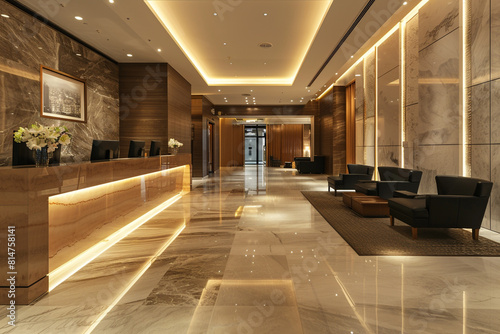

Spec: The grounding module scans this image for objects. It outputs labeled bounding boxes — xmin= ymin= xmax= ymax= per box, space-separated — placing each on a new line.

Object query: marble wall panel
xmin=365 ymin=52 xmax=376 ymax=119
xmin=406 ymin=14 xmax=419 ymax=106
xmin=0 ymin=1 xmax=119 ymax=166
xmin=365 ymin=147 xmax=375 ymax=167
xmin=470 ymin=0 xmax=491 ymax=86
xmin=418 ymin=0 xmax=459 ymax=50
xmin=471 ymin=82 xmax=491 ymax=145
xmin=404 ymin=104 xmax=420 ymax=169
xmin=365 ymin=116 xmax=375 ymax=148
xmin=378 ymin=29 xmax=400 ymax=78
xmin=378 ymin=67 xmax=400 ymax=146
xmin=492 ymin=0 xmax=500 ymax=80
xmin=471 ymin=144 xmax=491 ymax=228
xmin=377 ymin=146 xmax=400 ymax=167
xmin=490 ymin=145 xmax=500 ymax=231
xmin=419 ymin=29 xmax=460 ymax=145
xmin=414 ymin=144 xmax=460 ymax=194
xmin=491 ymin=79 xmax=500 ymax=143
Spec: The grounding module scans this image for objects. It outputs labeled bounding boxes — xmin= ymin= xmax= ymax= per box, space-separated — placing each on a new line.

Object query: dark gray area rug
xmin=302 ymin=191 xmax=500 ymax=256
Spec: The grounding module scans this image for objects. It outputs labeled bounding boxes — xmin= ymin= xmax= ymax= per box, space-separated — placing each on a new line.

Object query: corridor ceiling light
xmin=126 ymin=53 xmax=133 ymax=57
xmin=1 ymin=14 xmax=9 ymax=18
xmin=157 ymin=48 xmax=162 ymax=52
xmin=109 ymin=0 xmax=114 ymax=3
xmin=75 ymin=16 xmax=83 ymax=20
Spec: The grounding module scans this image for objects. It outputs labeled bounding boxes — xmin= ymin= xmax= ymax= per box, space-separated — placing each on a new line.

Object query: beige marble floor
xmin=2 ymin=167 xmax=500 ymax=333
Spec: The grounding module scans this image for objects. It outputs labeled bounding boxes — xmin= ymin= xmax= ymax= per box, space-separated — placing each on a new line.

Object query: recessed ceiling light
xmin=76 ymin=53 xmax=81 ymax=56
xmin=403 ymin=1 xmax=408 ymax=5
xmin=308 ymin=90 xmax=310 ymax=92
xmin=355 ymin=74 xmax=361 ymax=77
xmin=229 ymin=62 xmax=233 ymax=65
xmin=264 ymin=13 xmax=268 ymax=16
xmin=157 ymin=48 xmax=162 ymax=52
xmin=335 ymin=72 xmax=338 ymax=75
xmin=250 ymin=90 xmax=253 ymax=92
xmin=126 ymin=53 xmax=133 ymax=57
xmin=224 ymin=97 xmax=227 ymax=99
xmin=223 ymin=42 xmax=227 ymax=46
xmin=75 ymin=16 xmax=83 ymax=20
xmin=225 ymin=100 xmax=228 ymax=102
xmin=1 ymin=14 xmax=9 ymax=18
xmin=259 ymin=42 xmax=273 ymax=48
xmin=351 ymin=55 xmax=354 ymax=58
xmin=109 ymin=0 xmax=114 ymax=3
xmin=213 ymin=12 xmax=217 ymax=16
xmin=38 ymin=47 xmax=43 ymax=49
xmin=218 ymin=89 xmax=221 ymax=92
xmin=291 ymin=100 xmax=294 ymax=102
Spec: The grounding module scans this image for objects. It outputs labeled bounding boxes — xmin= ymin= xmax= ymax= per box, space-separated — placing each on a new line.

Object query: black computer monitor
xmin=90 ymin=140 xmax=120 ymax=161
xmin=150 ymin=140 xmax=161 ymax=156
xmin=12 ymin=137 xmax=61 ymax=166
xmin=128 ymin=140 xmax=145 ymax=158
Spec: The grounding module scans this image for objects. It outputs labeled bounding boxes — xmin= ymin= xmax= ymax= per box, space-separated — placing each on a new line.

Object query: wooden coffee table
xmin=342 ymin=192 xmax=368 ymax=208
xmin=351 ymin=196 xmax=389 ymax=217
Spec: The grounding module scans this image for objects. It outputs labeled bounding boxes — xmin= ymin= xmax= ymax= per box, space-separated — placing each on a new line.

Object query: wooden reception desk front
xmin=0 ymin=154 xmax=191 ymax=304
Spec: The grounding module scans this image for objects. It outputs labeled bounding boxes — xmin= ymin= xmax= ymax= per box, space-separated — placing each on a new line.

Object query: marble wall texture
xmin=0 ymin=1 xmax=119 ymax=166
xmin=469 ymin=0 xmax=500 ymax=231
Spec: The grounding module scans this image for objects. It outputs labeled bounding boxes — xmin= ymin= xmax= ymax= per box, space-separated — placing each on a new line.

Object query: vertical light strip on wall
xmin=400 ymin=22 xmax=405 ymax=168
xmin=462 ymin=0 xmax=471 ymax=177
xmin=375 ymin=46 xmax=379 ymax=173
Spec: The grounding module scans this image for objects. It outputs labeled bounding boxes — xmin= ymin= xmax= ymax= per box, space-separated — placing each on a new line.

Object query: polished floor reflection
xmin=2 ymin=167 xmax=500 ymax=333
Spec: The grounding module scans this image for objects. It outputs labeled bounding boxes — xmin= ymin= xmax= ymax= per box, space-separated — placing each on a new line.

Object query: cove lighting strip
xmin=462 ymin=0 xmax=470 ymax=177
xmin=84 ymin=222 xmax=186 ymax=334
xmin=48 ymin=165 xmax=187 ymax=291
xmin=49 ymin=193 xmax=183 ymax=291
xmin=400 ymin=22 xmax=405 ymax=168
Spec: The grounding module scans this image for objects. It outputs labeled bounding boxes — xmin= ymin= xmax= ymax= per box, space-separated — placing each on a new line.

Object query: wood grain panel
xmin=167 ymin=65 xmax=192 ymax=155
xmin=191 ymin=96 xmax=219 ymax=177
xmin=281 ymin=124 xmax=303 ymax=162
xmin=220 ymin=118 xmax=244 ymax=167
xmin=319 ymin=91 xmax=334 ymax=174
xmin=119 ymin=63 xmax=168 ymax=157
xmin=332 ymin=86 xmax=347 ymax=175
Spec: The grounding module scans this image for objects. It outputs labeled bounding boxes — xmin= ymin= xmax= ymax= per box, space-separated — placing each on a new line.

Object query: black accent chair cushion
xmin=388 ymin=175 xmax=493 ymax=239
xmin=296 ymin=156 xmax=325 ymax=174
xmin=327 ymin=164 xmax=374 ymax=195
xmin=354 ymin=166 xmax=423 ymax=199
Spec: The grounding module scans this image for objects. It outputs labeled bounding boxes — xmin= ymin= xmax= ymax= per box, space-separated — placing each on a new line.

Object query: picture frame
xmin=40 ymin=66 xmax=87 ymax=123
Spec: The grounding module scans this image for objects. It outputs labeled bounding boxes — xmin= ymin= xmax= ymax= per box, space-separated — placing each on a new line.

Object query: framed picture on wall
xmin=40 ymin=66 xmax=87 ymax=123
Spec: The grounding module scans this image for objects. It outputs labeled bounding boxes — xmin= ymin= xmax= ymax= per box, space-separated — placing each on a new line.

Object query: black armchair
xmin=269 ymin=155 xmax=281 ymax=167
xmin=296 ymin=156 xmax=325 ymax=174
xmin=388 ymin=176 xmax=493 ymax=240
xmin=354 ymin=166 xmax=423 ymax=199
xmin=327 ymin=164 xmax=374 ymax=195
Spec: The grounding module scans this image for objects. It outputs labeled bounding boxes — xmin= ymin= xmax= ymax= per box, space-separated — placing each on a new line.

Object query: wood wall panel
xmin=119 ymin=63 xmax=168 ymax=157
xmin=332 ymin=86 xmax=347 ymax=175
xmin=266 ymin=124 xmax=303 ymax=164
xmin=191 ymin=96 xmax=219 ymax=177
xmin=167 ymin=65 xmax=192 ymax=155
xmin=220 ymin=118 xmax=244 ymax=167
xmin=319 ymin=91 xmax=334 ymax=174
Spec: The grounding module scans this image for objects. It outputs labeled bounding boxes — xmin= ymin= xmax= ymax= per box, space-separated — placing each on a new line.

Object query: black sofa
xmin=388 ymin=176 xmax=492 ymax=240
xmin=354 ymin=166 xmax=423 ymax=199
xmin=327 ymin=164 xmax=374 ymax=195
xmin=296 ymin=156 xmax=325 ymax=174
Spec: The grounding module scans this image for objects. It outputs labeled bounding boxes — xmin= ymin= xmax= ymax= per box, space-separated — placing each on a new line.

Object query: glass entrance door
xmin=245 ymin=125 xmax=266 ymax=165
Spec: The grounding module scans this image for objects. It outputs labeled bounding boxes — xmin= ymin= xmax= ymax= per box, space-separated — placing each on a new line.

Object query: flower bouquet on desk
xmin=14 ymin=123 xmax=72 ymax=167
xmin=168 ymin=138 xmax=183 ymax=155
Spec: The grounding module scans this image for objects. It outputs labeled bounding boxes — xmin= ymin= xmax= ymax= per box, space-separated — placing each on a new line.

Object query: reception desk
xmin=0 ymin=154 xmax=191 ymax=304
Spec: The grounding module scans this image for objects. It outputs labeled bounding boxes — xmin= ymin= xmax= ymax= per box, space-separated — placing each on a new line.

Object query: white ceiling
xmin=14 ymin=0 xmax=412 ymax=106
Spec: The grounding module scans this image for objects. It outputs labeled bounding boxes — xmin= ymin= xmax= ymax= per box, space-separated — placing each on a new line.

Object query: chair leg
xmin=472 ymin=228 xmax=479 ymax=240
xmin=412 ymin=227 xmax=418 ymax=240
xmin=334 ymin=188 xmax=337 ymax=196
xmin=390 ymin=215 xmax=394 ymax=226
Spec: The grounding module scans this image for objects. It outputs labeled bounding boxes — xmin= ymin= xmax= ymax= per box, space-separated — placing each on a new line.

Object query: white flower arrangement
xmin=168 ymin=138 xmax=183 ymax=149
xmin=13 ymin=123 xmax=72 ymax=152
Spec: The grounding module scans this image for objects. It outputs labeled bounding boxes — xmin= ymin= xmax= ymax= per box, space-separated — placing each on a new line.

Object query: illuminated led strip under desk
xmin=0 ymin=154 xmax=191 ymax=304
